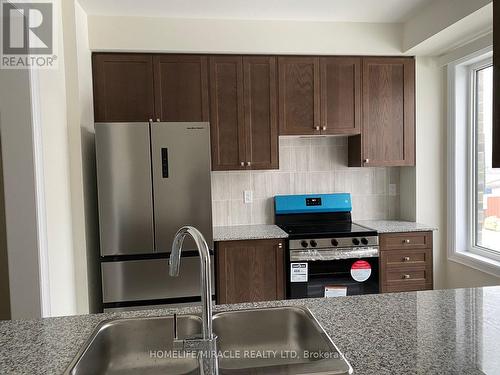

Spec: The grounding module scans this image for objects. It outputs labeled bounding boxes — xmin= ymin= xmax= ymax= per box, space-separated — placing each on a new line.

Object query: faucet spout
xmin=169 ymin=226 xmax=218 ymax=374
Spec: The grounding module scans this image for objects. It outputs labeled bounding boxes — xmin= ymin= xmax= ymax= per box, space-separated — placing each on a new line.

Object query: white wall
xmin=37 ymin=0 xmax=78 ymax=316
xmin=0 ymin=68 xmax=43 ymax=319
xmin=414 ymin=57 xmax=447 ymax=289
xmin=88 ymin=16 xmax=403 ymax=55
xmin=403 ymin=0 xmax=492 ymax=53
xmin=74 ymin=1 xmax=101 ymax=313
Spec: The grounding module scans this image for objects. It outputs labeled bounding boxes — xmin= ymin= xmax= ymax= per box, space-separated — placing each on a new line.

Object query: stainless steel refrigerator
xmin=95 ymin=122 xmax=214 ymax=311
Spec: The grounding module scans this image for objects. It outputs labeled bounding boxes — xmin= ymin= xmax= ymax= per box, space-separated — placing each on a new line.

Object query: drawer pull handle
xmin=402 ymin=274 xmax=411 ymax=279
xmin=403 ymin=256 xmax=411 ymax=262
xmin=403 ymin=239 xmax=411 ymax=244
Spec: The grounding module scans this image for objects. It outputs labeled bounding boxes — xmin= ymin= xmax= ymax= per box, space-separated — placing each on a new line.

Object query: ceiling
xmin=78 ymin=0 xmax=436 ymax=23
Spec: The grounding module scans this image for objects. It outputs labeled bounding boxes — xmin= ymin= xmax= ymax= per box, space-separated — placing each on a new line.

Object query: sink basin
xmin=66 ymin=307 xmax=352 ymax=375
xmin=66 ymin=315 xmax=203 ymax=375
xmin=214 ymin=307 xmax=352 ymax=374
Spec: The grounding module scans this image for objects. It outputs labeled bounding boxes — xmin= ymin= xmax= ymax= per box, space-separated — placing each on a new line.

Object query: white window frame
xmin=447 ymin=46 xmax=500 ymax=277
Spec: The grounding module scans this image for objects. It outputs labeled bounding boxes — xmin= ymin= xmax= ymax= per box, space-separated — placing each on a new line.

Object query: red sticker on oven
xmin=350 ymin=260 xmax=371 ymax=282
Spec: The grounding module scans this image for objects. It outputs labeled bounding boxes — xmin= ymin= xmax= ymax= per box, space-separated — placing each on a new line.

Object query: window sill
xmin=449 ymin=250 xmax=500 ymax=278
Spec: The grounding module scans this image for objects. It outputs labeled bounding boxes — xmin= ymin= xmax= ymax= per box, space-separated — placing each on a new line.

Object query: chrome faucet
xmin=169 ymin=226 xmax=218 ymax=375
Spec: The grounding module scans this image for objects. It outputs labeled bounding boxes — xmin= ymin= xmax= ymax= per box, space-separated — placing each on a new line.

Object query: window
xmin=471 ymin=62 xmax=500 ymax=259
xmin=448 ymin=48 xmax=500 ymax=276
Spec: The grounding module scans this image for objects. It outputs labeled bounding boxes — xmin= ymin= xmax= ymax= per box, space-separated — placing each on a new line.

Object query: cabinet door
xmin=243 ymin=56 xmax=279 ymax=169
xmin=93 ymin=54 xmax=155 ymax=122
xmin=209 ymin=56 xmax=246 ymax=171
xmin=320 ymin=57 xmax=361 ymax=135
xmin=153 ymin=55 xmax=209 ymax=122
xmin=278 ymin=57 xmax=320 ymax=135
xmin=360 ymin=57 xmax=415 ymax=166
xmin=216 ymin=239 xmax=285 ymax=304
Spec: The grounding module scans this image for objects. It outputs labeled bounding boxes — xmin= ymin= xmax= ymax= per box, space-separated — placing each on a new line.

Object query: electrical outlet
xmin=244 ymin=190 xmax=253 ymax=204
xmin=389 ymin=184 xmax=397 ymax=196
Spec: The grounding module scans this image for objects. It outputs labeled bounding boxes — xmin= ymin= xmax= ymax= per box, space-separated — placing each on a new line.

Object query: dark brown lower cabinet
xmin=216 ymin=239 xmax=285 ymax=304
xmin=379 ymin=232 xmax=433 ymax=293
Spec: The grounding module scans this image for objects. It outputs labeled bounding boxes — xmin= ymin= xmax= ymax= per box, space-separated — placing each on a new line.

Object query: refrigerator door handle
xmin=161 ymin=148 xmax=169 ymax=178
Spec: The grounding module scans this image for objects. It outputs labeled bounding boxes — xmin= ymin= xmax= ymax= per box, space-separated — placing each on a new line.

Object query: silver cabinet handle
xmin=363 ymin=159 xmax=370 ymax=164
xmin=322 ymin=126 xmax=327 ymax=131
xmin=148 ymin=118 xmax=153 ymax=122
xmin=402 ymin=274 xmax=411 ymax=279
xmin=403 ymin=256 xmax=410 ymax=262
xmin=315 ymin=126 xmax=320 ymax=131
xmin=403 ymin=239 xmax=411 ymax=244
xmin=240 ymin=162 xmax=245 ymax=167
xmin=246 ymin=161 xmax=251 ymax=167
xmin=278 ymin=243 xmax=283 ymax=249
xmin=156 ymin=118 xmax=160 ymax=122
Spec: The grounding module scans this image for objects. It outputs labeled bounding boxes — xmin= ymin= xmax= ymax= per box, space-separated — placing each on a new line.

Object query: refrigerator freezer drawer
xmin=101 ymin=257 xmax=215 ymax=303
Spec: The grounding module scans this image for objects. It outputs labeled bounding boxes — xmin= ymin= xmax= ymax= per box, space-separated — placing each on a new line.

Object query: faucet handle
xmin=173 ymin=334 xmax=218 ymax=352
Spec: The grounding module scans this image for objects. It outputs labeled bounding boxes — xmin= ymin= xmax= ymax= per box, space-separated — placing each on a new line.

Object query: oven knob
xmin=352 ymin=238 xmax=360 ymax=246
xmin=361 ymin=238 xmax=369 ymax=245
xmin=331 ymin=239 xmax=339 ymax=247
xmin=301 ymin=240 xmax=308 ymax=248
xmin=310 ymin=240 xmax=317 ymax=248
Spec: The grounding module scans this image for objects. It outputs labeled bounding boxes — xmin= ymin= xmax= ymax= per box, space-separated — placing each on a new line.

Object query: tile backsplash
xmin=211 ymin=137 xmax=400 ymax=226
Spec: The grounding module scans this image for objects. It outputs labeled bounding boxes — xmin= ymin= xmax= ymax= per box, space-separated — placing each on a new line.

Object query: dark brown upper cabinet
xmin=320 ymin=57 xmax=361 ymax=135
xmin=216 ymin=239 xmax=285 ymax=304
xmin=278 ymin=57 xmax=321 ymax=135
xmin=93 ymin=54 xmax=155 ymax=122
xmin=493 ymin=1 xmax=499 ymax=168
xmin=153 ymin=55 xmax=209 ymax=122
xmin=209 ymin=55 xmax=278 ymax=171
xmin=278 ymin=56 xmax=361 ymax=136
xmin=209 ymin=56 xmax=246 ymax=171
xmin=349 ymin=57 xmax=415 ymax=167
xmin=243 ymin=56 xmax=279 ymax=170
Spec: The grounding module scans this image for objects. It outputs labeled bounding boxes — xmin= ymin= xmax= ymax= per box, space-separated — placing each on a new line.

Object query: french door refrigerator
xmin=95 ymin=122 xmax=213 ymax=311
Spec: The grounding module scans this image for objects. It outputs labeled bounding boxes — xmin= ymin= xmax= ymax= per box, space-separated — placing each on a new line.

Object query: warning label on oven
xmin=350 ymin=260 xmax=372 ymax=282
xmin=290 ymin=263 xmax=308 ymax=282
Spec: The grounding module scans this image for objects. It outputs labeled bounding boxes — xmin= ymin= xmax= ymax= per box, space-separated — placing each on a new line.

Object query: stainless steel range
xmin=275 ymin=193 xmax=379 ymax=299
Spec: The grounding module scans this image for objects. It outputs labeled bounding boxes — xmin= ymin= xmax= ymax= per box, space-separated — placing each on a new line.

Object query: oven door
xmin=287 ymin=257 xmax=379 ymax=299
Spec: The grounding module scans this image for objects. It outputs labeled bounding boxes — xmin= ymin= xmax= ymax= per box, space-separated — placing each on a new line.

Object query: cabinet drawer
xmin=381 ymin=249 xmax=431 ymax=269
xmin=380 ymin=232 xmax=432 ymax=250
xmin=383 ymin=281 xmax=431 ymax=293
xmin=385 ymin=268 xmax=427 ymax=283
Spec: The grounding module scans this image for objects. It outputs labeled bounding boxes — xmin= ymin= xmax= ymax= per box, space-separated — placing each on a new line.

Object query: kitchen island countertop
xmin=1 ymin=286 xmax=500 ymax=375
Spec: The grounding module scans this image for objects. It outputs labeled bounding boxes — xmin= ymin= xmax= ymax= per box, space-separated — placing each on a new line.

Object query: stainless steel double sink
xmin=66 ymin=306 xmax=353 ymax=375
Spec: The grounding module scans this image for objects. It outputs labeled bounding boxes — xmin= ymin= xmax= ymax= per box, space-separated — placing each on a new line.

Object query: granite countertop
xmin=355 ymin=220 xmax=438 ymax=233
xmin=213 ymin=224 xmax=288 ymax=241
xmin=2 ymin=286 xmax=500 ymax=375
